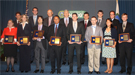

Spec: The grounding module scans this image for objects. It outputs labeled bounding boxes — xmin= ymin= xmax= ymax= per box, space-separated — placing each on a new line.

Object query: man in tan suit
xmin=85 ymin=16 xmax=103 ymax=74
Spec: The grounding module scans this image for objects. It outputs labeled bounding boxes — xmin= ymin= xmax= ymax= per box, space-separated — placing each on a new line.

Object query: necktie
xmin=34 ymin=17 xmax=36 ymax=25
xmin=73 ymin=22 xmax=77 ymax=32
xmin=49 ymin=18 xmax=51 ymax=26
xmin=55 ymin=25 xmax=58 ymax=36
xmin=123 ymin=24 xmax=126 ymax=32
xmin=65 ymin=19 xmax=68 ymax=27
xmin=98 ymin=19 xmax=101 ymax=26
xmin=85 ymin=21 xmax=87 ymax=29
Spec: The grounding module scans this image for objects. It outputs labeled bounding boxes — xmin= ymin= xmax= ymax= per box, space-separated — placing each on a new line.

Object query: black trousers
xmin=62 ymin=40 xmax=68 ymax=62
xmin=50 ymin=46 xmax=62 ymax=71
xmin=68 ymin=44 xmax=81 ymax=71
xmin=119 ymin=43 xmax=133 ymax=72
xmin=81 ymin=42 xmax=87 ymax=63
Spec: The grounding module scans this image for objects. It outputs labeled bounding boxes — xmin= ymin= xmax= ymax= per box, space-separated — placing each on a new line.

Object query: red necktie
xmin=55 ymin=25 xmax=58 ymax=36
xmin=85 ymin=21 xmax=87 ymax=29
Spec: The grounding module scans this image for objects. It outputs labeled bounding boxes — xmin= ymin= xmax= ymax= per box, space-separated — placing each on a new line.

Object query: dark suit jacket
xmin=47 ymin=24 xmax=66 ymax=46
xmin=33 ymin=25 xmax=48 ymax=49
xmin=29 ymin=15 xmax=38 ymax=29
xmin=43 ymin=17 xmax=54 ymax=27
xmin=118 ymin=22 xmax=134 ymax=42
xmin=67 ymin=22 xmax=85 ymax=42
xmin=102 ymin=27 xmax=118 ymax=41
xmin=13 ymin=20 xmax=20 ymax=27
xmin=111 ymin=18 xmax=120 ymax=27
xmin=17 ymin=23 xmax=32 ymax=42
xmin=80 ymin=20 xmax=91 ymax=32
xmin=97 ymin=18 xmax=106 ymax=28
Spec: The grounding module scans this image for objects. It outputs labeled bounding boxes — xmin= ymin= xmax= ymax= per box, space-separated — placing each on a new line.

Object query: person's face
xmin=122 ymin=15 xmax=128 ymax=22
xmin=38 ymin=17 xmax=43 ymax=24
xmin=8 ymin=20 xmax=13 ymax=27
xmin=110 ymin=12 xmax=115 ymax=19
xmin=15 ymin=14 xmax=21 ymax=20
xmin=106 ymin=20 xmax=112 ymax=27
xmin=84 ymin=14 xmax=89 ymax=20
xmin=47 ymin=10 xmax=53 ymax=17
xmin=64 ymin=11 xmax=69 ymax=18
xmin=32 ymin=8 xmax=38 ymax=15
xmin=54 ymin=17 xmax=60 ymax=24
xmin=98 ymin=12 xmax=103 ymax=18
xmin=91 ymin=18 xmax=97 ymax=25
xmin=72 ymin=14 xmax=78 ymax=21
xmin=22 ymin=15 xmax=27 ymax=22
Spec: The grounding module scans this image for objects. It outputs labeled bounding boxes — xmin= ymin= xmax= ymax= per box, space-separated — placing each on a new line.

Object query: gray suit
xmin=85 ymin=25 xmax=103 ymax=71
xmin=97 ymin=18 xmax=106 ymax=28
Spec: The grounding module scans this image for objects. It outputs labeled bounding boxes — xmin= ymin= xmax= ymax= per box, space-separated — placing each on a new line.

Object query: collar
xmin=91 ymin=25 xmax=96 ymax=28
xmin=55 ymin=23 xmax=59 ymax=27
xmin=21 ymin=22 xmax=28 ymax=25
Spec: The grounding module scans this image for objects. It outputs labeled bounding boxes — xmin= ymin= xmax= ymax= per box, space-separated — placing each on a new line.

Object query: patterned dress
xmin=102 ymin=30 xmax=116 ymax=58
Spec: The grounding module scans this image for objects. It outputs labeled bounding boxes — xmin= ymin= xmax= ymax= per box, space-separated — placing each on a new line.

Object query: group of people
xmin=1 ymin=7 xmax=134 ymax=75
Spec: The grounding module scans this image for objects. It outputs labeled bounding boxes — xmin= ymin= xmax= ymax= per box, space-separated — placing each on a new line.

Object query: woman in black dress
xmin=17 ymin=14 xmax=31 ymax=73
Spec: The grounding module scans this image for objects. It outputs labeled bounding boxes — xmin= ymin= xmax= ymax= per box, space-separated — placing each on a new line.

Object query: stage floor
xmin=1 ymin=53 xmax=135 ymax=75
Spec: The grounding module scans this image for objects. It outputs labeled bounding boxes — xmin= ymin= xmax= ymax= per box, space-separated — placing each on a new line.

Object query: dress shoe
xmin=95 ymin=71 xmax=101 ymax=74
xmin=34 ymin=69 xmax=39 ymax=73
xmin=88 ymin=71 xmax=93 ymax=74
xmin=50 ymin=70 xmax=55 ymax=74
xmin=21 ymin=71 xmax=24 ymax=73
xmin=30 ymin=61 xmax=33 ymax=63
xmin=40 ymin=70 xmax=44 ymax=73
xmin=68 ymin=70 xmax=73 ymax=74
xmin=5 ymin=67 xmax=9 ymax=72
xmin=14 ymin=61 xmax=17 ymax=64
xmin=57 ymin=71 xmax=61 ymax=74
xmin=77 ymin=71 xmax=81 ymax=74
xmin=126 ymin=72 xmax=131 ymax=75
xmin=62 ymin=62 xmax=66 ymax=65
xmin=102 ymin=61 xmax=106 ymax=64
xmin=25 ymin=71 xmax=28 ymax=73
xmin=45 ymin=61 xmax=49 ymax=63
xmin=11 ymin=67 xmax=15 ymax=72
xmin=119 ymin=70 xmax=126 ymax=73
xmin=81 ymin=62 xmax=84 ymax=64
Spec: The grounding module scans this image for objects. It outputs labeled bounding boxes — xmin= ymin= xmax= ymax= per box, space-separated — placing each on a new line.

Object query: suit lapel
xmin=124 ymin=22 xmax=129 ymax=32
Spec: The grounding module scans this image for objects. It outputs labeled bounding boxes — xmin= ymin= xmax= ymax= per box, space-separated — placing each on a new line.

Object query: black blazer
xmin=80 ymin=20 xmax=91 ymax=32
xmin=60 ymin=18 xmax=72 ymax=26
xmin=29 ymin=15 xmax=38 ymax=29
xmin=102 ymin=27 xmax=117 ymax=41
xmin=47 ymin=24 xmax=66 ymax=46
xmin=43 ymin=17 xmax=54 ymax=27
xmin=118 ymin=22 xmax=134 ymax=41
xmin=33 ymin=25 xmax=48 ymax=49
xmin=17 ymin=23 xmax=32 ymax=42
xmin=13 ymin=20 xmax=20 ymax=27
xmin=111 ymin=18 xmax=120 ymax=27
xmin=67 ymin=22 xmax=85 ymax=41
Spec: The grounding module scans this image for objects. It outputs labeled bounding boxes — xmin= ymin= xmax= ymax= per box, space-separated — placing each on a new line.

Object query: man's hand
xmin=49 ymin=41 xmax=52 ymax=46
xmin=76 ymin=41 xmax=82 ymax=44
xmin=27 ymin=42 xmax=31 ymax=46
xmin=127 ymin=39 xmax=133 ymax=43
xmin=68 ymin=40 xmax=74 ymax=44
xmin=17 ymin=42 xmax=20 ymax=46
xmin=33 ymin=37 xmax=38 ymax=40
xmin=118 ymin=40 xmax=122 ymax=43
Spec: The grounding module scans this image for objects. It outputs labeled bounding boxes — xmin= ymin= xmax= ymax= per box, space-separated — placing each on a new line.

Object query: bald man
xmin=43 ymin=9 xmax=54 ymax=63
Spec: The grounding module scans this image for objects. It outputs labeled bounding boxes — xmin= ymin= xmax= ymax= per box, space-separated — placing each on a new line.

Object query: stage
xmin=1 ymin=53 xmax=135 ymax=75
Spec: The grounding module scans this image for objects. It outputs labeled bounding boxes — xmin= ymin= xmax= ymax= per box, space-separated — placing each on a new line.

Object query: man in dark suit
xmin=33 ymin=16 xmax=48 ymax=73
xmin=28 ymin=7 xmax=39 ymax=63
xmin=118 ymin=13 xmax=134 ymax=75
xmin=43 ymin=9 xmax=54 ymax=63
xmin=14 ymin=12 xmax=21 ymax=27
xmin=13 ymin=12 xmax=21 ymax=63
xmin=67 ymin=13 xmax=85 ymax=74
xmin=97 ymin=10 xmax=106 ymax=64
xmin=48 ymin=15 xmax=66 ymax=74
xmin=80 ymin=12 xmax=91 ymax=64
xmin=109 ymin=10 xmax=120 ymax=65
xmin=60 ymin=9 xmax=72 ymax=65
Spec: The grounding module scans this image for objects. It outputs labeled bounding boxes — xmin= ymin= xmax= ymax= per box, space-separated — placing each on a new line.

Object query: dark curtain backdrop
xmin=119 ymin=0 xmax=135 ymax=26
xmin=1 ymin=0 xmax=26 ymax=30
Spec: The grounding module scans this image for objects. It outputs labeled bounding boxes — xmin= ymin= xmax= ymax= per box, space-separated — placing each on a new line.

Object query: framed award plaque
xmin=33 ymin=30 xmax=44 ymax=38
xmin=104 ymin=39 xmax=115 ymax=47
xmin=4 ymin=35 xmax=14 ymax=43
xmin=50 ymin=36 xmax=61 ymax=46
xmin=119 ymin=33 xmax=130 ymax=42
xmin=91 ymin=36 xmax=102 ymax=44
xmin=18 ymin=36 xmax=29 ymax=45
xmin=70 ymin=34 xmax=81 ymax=42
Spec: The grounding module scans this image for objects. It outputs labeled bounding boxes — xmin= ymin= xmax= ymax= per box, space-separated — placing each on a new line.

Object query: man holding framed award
xmin=32 ymin=16 xmax=48 ymax=73
xmin=67 ymin=13 xmax=85 ymax=74
xmin=85 ymin=16 xmax=103 ymax=74
xmin=48 ymin=15 xmax=66 ymax=74
xmin=118 ymin=13 xmax=134 ymax=75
